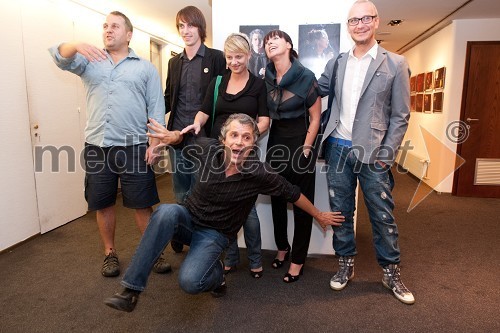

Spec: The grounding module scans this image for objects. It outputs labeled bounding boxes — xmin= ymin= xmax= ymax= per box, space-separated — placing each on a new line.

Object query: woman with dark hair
xmin=263 ymin=30 xmax=321 ymax=283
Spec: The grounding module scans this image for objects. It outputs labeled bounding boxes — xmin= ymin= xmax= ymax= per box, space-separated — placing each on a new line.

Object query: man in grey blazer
xmin=318 ymin=0 xmax=414 ymax=304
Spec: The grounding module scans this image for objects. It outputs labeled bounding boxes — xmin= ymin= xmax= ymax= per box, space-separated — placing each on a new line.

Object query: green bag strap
xmin=211 ymin=75 xmax=222 ymax=130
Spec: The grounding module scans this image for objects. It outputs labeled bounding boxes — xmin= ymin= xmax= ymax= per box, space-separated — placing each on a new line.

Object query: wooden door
xmin=454 ymin=42 xmax=500 ymax=197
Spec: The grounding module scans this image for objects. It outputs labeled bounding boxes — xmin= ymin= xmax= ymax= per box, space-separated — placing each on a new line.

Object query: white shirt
xmin=333 ymin=43 xmax=378 ymax=140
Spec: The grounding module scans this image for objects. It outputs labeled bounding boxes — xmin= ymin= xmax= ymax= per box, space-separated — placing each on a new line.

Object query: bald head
xmin=347 ymin=0 xmax=380 ymax=49
xmin=349 ymin=0 xmax=378 ymax=19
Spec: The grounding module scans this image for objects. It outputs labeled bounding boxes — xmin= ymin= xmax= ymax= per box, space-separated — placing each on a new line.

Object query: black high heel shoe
xmin=283 ymin=266 xmax=304 ymax=283
xmin=271 ymin=248 xmax=290 ymax=269
xmin=224 ymin=266 xmax=237 ymax=275
xmin=249 ymin=269 xmax=263 ymax=279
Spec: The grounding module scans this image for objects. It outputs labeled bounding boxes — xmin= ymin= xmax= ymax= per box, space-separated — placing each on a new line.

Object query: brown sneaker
xmin=152 ymin=253 xmax=172 ymax=274
xmin=101 ymin=252 xmax=120 ymax=277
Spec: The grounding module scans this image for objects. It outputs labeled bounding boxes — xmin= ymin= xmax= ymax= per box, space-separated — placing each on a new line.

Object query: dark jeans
xmin=168 ymin=147 xmax=197 ymax=204
xmin=224 ymin=205 xmax=262 ymax=269
xmin=121 ymin=204 xmax=228 ymax=294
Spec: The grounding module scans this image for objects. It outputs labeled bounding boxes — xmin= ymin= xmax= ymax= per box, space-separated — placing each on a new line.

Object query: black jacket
xmin=164 ymin=46 xmax=226 ymax=130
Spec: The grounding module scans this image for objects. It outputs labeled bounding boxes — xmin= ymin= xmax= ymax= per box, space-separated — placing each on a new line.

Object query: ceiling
xmin=372 ymin=0 xmax=500 ymax=53
xmin=94 ymin=0 xmax=500 ymax=54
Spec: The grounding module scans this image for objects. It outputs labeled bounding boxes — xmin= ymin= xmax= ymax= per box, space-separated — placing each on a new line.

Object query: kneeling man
xmin=104 ymin=114 xmax=344 ymax=312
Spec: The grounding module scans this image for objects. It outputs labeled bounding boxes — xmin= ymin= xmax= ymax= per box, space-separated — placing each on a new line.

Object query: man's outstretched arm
xmin=147 ymin=118 xmax=183 ymax=147
xmin=293 ymin=194 xmax=344 ymax=230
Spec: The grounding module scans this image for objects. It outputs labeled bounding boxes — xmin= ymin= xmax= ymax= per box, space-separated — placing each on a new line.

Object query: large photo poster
xmin=298 ymin=24 xmax=341 ymax=78
xmin=240 ymin=25 xmax=279 ymax=79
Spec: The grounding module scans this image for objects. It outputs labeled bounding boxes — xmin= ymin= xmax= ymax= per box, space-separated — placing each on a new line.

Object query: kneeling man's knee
xmin=178 ymin=271 xmax=202 ymax=295
xmin=150 ymin=204 xmax=183 ymax=227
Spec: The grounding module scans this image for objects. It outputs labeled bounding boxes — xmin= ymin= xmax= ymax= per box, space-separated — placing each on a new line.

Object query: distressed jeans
xmin=224 ymin=205 xmax=262 ymax=270
xmin=325 ymin=141 xmax=400 ymax=266
xmin=121 ymin=204 xmax=228 ymax=294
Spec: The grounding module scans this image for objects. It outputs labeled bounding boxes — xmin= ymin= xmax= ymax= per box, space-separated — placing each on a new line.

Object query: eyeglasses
xmin=347 ymin=15 xmax=377 ymax=26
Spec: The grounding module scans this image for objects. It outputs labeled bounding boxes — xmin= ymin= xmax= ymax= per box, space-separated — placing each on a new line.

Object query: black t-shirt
xmin=184 ymin=138 xmax=301 ymax=239
xmin=200 ymin=71 xmax=269 ymax=138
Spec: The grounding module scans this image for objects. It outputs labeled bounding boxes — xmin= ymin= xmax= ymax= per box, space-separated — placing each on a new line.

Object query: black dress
xmin=264 ymin=59 xmax=321 ymax=264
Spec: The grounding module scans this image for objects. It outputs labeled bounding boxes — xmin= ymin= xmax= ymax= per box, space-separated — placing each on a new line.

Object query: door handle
xmin=466 ymin=118 xmax=479 ymax=122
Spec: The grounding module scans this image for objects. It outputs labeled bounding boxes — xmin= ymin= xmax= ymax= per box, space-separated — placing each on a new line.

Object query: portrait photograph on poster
xmin=298 ymin=23 xmax=341 ymax=78
xmin=425 ymin=72 xmax=433 ymax=91
xmin=433 ymin=91 xmax=443 ymax=112
xmin=410 ymin=76 xmax=416 ymax=93
xmin=240 ymin=25 xmax=279 ymax=79
xmin=434 ymin=67 xmax=446 ymax=89
xmin=416 ymin=73 xmax=425 ymax=92
xmin=416 ymin=93 xmax=424 ymax=112
xmin=424 ymin=93 xmax=432 ymax=112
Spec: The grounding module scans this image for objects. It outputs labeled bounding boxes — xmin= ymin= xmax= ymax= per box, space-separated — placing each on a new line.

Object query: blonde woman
xmin=182 ymin=33 xmax=269 ymax=278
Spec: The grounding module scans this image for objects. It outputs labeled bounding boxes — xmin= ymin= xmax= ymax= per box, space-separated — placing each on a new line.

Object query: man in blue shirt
xmin=49 ymin=11 xmax=171 ymax=277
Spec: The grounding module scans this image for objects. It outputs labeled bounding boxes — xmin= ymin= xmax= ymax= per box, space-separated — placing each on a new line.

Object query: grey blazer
xmin=318 ymin=46 xmax=411 ymax=164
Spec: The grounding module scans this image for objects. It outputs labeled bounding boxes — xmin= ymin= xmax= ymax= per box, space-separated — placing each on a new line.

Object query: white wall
xmin=213 ymin=0 xmax=355 ymax=254
xmin=0 ymin=0 xmax=183 ymax=251
xmin=403 ymin=18 xmax=500 ymax=192
xmin=0 ymin=1 xmax=40 ymax=249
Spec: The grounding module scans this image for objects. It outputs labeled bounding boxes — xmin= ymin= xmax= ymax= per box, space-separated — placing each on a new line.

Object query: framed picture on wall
xmin=416 ymin=93 xmax=424 ymax=112
xmin=424 ymin=93 xmax=432 ymax=112
xmin=239 ymin=25 xmax=279 ymax=79
xmin=410 ymin=76 xmax=416 ymax=93
xmin=424 ymin=72 xmax=433 ymax=91
xmin=298 ymin=23 xmax=341 ymax=78
xmin=434 ymin=67 xmax=446 ymax=89
xmin=410 ymin=95 xmax=416 ymax=112
xmin=416 ymin=73 xmax=425 ymax=92
xmin=433 ymin=91 xmax=443 ymax=112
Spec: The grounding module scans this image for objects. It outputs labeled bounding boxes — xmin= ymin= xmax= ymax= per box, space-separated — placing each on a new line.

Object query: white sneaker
xmin=382 ymin=264 xmax=415 ymax=305
xmin=329 ymin=256 xmax=354 ymax=291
